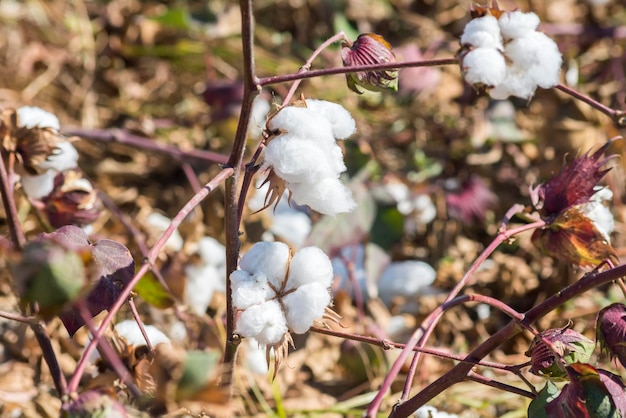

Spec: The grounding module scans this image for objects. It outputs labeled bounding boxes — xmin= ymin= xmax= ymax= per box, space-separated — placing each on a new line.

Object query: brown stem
xmin=555 ymin=83 xmax=626 ymax=126
xmin=466 ymin=371 xmax=535 ymax=399
xmin=0 ymin=150 xmax=25 ymax=248
xmin=31 ymin=321 xmax=67 ymax=396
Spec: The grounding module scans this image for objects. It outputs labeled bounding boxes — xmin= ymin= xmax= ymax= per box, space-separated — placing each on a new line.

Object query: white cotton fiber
xmin=283 ymin=282 xmax=331 ymax=334
xmin=236 ymin=300 xmax=287 ymax=345
xmin=38 ymin=141 xmax=79 ymax=172
xmin=230 ymin=270 xmax=275 ymax=310
xmin=17 ymin=106 xmax=61 ymax=130
xmin=498 ymin=11 xmax=540 ymax=40
xmin=114 ymin=319 xmax=171 ymax=348
xmin=462 ymin=47 xmax=506 ymax=87
xmin=286 ymin=246 xmax=334 ymax=290
xmin=288 ymin=178 xmax=356 ymax=216
xmin=239 ymin=241 xmax=290 ymax=289
xmin=196 ymin=236 xmax=226 ymax=268
xmin=21 ymin=170 xmax=56 ymax=199
xmin=304 ymin=99 xmax=357 ymax=140
xmin=267 ymin=106 xmax=335 ymax=144
xmin=184 ymin=263 xmax=219 ymax=315
xmin=460 ymin=15 xmax=503 ymax=49
xmin=377 ymin=261 xmax=436 ymax=306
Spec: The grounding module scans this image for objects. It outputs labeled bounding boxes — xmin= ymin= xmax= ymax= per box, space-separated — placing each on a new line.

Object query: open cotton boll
xmin=21 ymin=170 xmax=56 ymax=199
xmin=17 ymin=106 xmax=61 ymax=130
xmin=196 ymin=236 xmax=226 ymax=268
xmin=264 ymin=135 xmax=344 ymax=183
xmin=245 ymin=338 xmax=269 ymax=375
xmin=460 ymin=15 xmax=502 ymax=48
xmin=230 ymin=269 xmax=276 ymax=310
xmin=498 ymin=11 xmax=540 ymax=40
xmin=145 ymin=212 xmax=184 ymax=253
xmin=378 ymin=260 xmax=436 ymax=306
xmin=114 ymin=320 xmax=171 ymax=347
xmin=462 ymin=47 xmax=506 ymax=87
xmin=236 ymin=300 xmax=287 ymax=345
xmin=489 ymin=66 xmax=537 ymax=100
xmin=37 ymin=141 xmax=79 ymax=172
xmin=267 ymin=106 xmax=335 ymax=145
xmin=286 ymin=246 xmax=334 ymax=290
xmin=288 ymin=177 xmax=356 ymax=216
xmin=507 ymin=32 xmax=562 ymax=89
xmin=283 ymin=282 xmax=331 ymax=334
xmin=269 ymin=206 xmax=312 ymax=249
xmin=239 ymin=241 xmax=290 ymax=289
xmin=304 ymin=99 xmax=357 ymax=140
xmin=184 ymin=263 xmax=221 ymax=315
xmin=581 ymin=201 xmax=614 ymax=243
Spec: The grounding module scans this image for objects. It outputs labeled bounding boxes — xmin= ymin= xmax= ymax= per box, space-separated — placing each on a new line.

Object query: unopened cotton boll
xmin=286 ymin=246 xmax=334 ymax=290
xmin=283 ymin=282 xmax=331 ymax=333
xmin=462 ymin=47 xmax=506 ymax=87
xmin=17 ymin=106 xmax=61 ymax=130
xmin=288 ymin=177 xmax=356 ymax=216
xmin=378 ymin=260 xmax=436 ymax=306
xmin=304 ymin=99 xmax=357 ymax=140
xmin=498 ymin=11 xmax=540 ymax=40
xmin=239 ymin=241 xmax=290 ymax=289
xmin=236 ymin=300 xmax=287 ymax=345
xmin=230 ymin=269 xmax=276 ymax=309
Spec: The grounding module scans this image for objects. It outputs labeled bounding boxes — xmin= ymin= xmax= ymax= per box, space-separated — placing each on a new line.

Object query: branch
xmin=555 ymin=83 xmax=626 ymax=126
xmin=0 ymin=149 xmax=25 ymax=248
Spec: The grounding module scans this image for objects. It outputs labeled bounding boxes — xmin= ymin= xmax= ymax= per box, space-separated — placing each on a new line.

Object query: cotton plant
xmin=230 ymin=241 xmax=336 ymax=372
xmin=260 ymin=98 xmax=357 ymax=216
xmin=184 ymin=236 xmax=227 ymax=315
xmin=458 ymin=6 xmax=562 ymax=100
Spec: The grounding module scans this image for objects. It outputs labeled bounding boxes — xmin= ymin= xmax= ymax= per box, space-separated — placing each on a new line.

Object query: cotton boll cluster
xmin=262 ymin=99 xmax=357 ymax=216
xmin=231 ymin=242 xmax=333 ymax=347
xmin=184 ymin=236 xmax=227 ymax=315
xmin=459 ymin=10 xmax=562 ymax=100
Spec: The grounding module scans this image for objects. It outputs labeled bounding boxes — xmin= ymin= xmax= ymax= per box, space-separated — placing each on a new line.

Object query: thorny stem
xmin=281 ymin=31 xmax=349 ymax=106
xmin=555 ymin=83 xmax=626 ymax=126
xmin=0 ymin=149 xmax=25 ymax=248
xmin=366 ymin=218 xmax=545 ymax=417
xmin=222 ymin=0 xmax=259 ymax=388
xmin=67 ymin=168 xmax=233 ymax=395
xmin=258 ymin=57 xmax=459 ymax=86
xmin=390 ymin=262 xmax=626 ymax=418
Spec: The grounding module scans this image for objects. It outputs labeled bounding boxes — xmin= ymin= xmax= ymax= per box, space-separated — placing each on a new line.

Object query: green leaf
xmin=135 ymin=271 xmax=175 ymax=309
xmin=528 ymin=381 xmax=560 ymax=418
xmin=370 ymin=205 xmax=404 ymax=250
xmin=148 ymin=8 xmax=190 ymax=30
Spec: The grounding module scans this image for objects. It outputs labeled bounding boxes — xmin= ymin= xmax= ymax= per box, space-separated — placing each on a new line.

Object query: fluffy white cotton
xmin=114 ymin=319 xmax=171 ymax=347
xmin=38 ymin=141 xmax=79 ymax=172
xmin=263 ymin=100 xmax=357 ymax=216
xmin=378 ymin=261 xmax=437 ymax=306
xmin=264 ymin=134 xmax=344 ymax=183
xmin=498 ymin=11 xmax=540 ymax=39
xmin=231 ymin=269 xmax=276 ymax=310
xmin=415 ymin=405 xmax=459 ymax=418
xmin=462 ymin=48 xmax=506 ymax=87
xmin=286 ymin=246 xmax=334 ymax=290
xmin=460 ymin=15 xmax=503 ymax=49
xmin=267 ymin=106 xmax=335 ymax=144
xmin=459 ymin=10 xmax=562 ymax=100
xmin=145 ymin=212 xmax=184 ymax=253
xmin=196 ymin=236 xmax=226 ymax=267
xmin=236 ymin=300 xmax=287 ymax=345
xmin=184 ymin=263 xmax=220 ymax=315
xmin=304 ymin=99 xmax=357 ymax=140
xmin=20 ymin=170 xmax=56 ymax=199
xmin=283 ymin=282 xmax=331 ymax=333
xmin=17 ymin=106 xmax=61 ymax=130
xmin=239 ymin=241 xmax=290 ymax=289
xmin=289 ymin=177 xmax=356 ymax=216
xmin=581 ymin=187 xmax=615 ymax=242
xmin=245 ymin=338 xmax=270 ymax=375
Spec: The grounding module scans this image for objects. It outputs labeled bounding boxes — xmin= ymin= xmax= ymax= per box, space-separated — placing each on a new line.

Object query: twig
xmin=466 ymin=371 xmax=535 ymax=399
xmin=0 ymin=310 xmax=36 ymax=324
xmin=555 ymin=83 xmax=626 ymax=126
xmin=67 ymin=167 xmax=233 ymax=395
xmin=0 ymin=149 xmax=25 ymax=248
xmin=31 ymin=321 xmax=67 ymax=396
xmin=128 ymin=298 xmax=153 ymax=352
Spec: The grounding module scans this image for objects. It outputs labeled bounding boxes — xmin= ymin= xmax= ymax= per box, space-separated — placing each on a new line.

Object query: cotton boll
xmin=239 ymin=241 xmax=290 ymax=289
xmin=21 ymin=170 xmax=56 ymax=199
xmin=264 ymin=134 xmax=344 ymax=183
xmin=196 ymin=236 xmax=226 ymax=268
xmin=460 ymin=15 xmax=502 ymax=49
xmin=245 ymin=338 xmax=269 ymax=375
xmin=283 ymin=282 xmax=331 ymax=333
xmin=17 ymin=106 xmax=61 ymax=130
xmin=144 ymin=212 xmax=184 ymax=253
xmin=462 ymin=47 xmax=506 ymax=87
xmin=270 ymin=209 xmax=312 ymax=249
xmin=114 ymin=320 xmax=171 ymax=348
xmin=236 ymin=300 xmax=287 ymax=345
xmin=581 ymin=201 xmax=614 ymax=242
xmin=304 ymin=99 xmax=356 ymax=140
xmin=415 ymin=405 xmax=458 ymax=418
xmin=489 ymin=67 xmax=536 ymax=100
xmin=378 ymin=261 xmax=436 ymax=306
xmin=498 ymin=11 xmax=540 ymax=39
xmin=37 ymin=141 xmax=79 ymax=172
xmin=288 ymin=178 xmax=356 ymax=216
xmin=184 ymin=263 xmax=220 ymax=315
xmin=268 ymin=106 xmax=335 ymax=145
xmin=230 ymin=269 xmax=275 ymax=309
xmin=286 ymin=246 xmax=333 ymax=290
